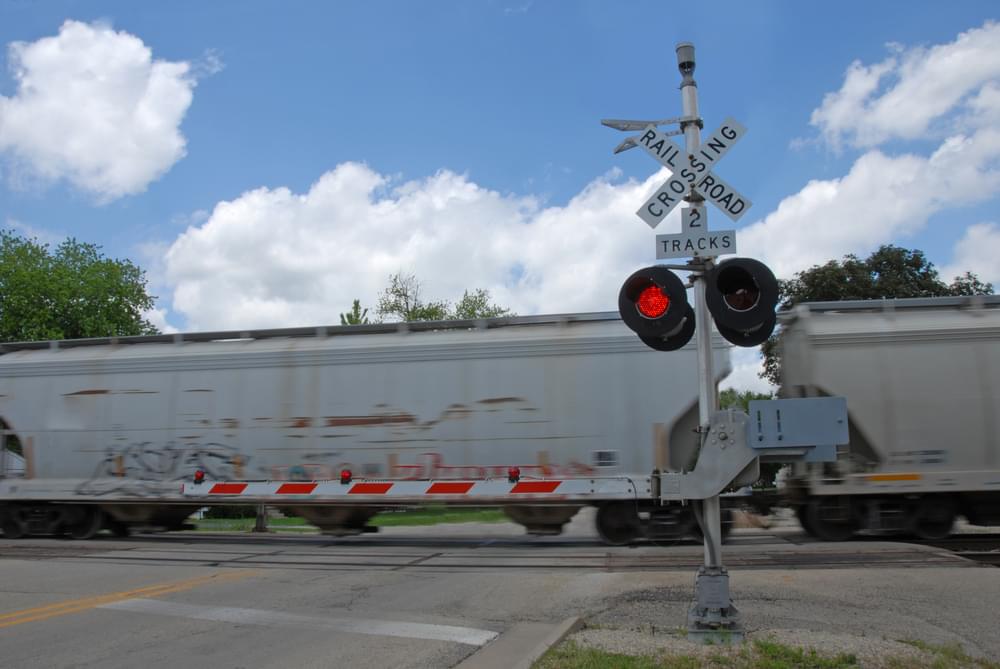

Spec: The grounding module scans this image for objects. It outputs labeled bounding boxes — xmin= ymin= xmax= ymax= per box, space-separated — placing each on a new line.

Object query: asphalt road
xmin=1 ymin=517 xmax=997 ymax=668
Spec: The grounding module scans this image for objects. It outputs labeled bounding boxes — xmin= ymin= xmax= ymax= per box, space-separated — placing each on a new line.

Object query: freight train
xmin=0 ymin=313 xmax=729 ymax=543
xmin=776 ymin=295 xmax=1000 ymax=540
xmin=2 ymin=296 xmax=997 ymax=543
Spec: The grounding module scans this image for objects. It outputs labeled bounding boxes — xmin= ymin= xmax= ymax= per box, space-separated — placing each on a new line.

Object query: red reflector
xmin=349 ymin=482 xmax=393 ymax=495
xmin=209 ymin=483 xmax=247 ymax=495
xmin=276 ymin=482 xmax=317 ymax=495
xmin=511 ymin=481 xmax=561 ymax=494
xmin=426 ymin=482 xmax=474 ymax=495
xmin=636 ymin=284 xmax=670 ymax=318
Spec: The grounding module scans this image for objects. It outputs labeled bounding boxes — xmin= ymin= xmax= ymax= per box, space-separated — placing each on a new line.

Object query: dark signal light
xmin=705 ymin=258 xmax=779 ymax=347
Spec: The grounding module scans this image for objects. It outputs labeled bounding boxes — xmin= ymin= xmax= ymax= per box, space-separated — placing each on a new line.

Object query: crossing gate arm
xmin=181 ymin=477 xmax=649 ymax=504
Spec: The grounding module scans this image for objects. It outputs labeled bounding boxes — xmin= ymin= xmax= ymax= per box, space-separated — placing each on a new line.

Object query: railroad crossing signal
xmin=618 ymin=259 xmax=777 ymax=349
xmin=604 ymin=109 xmax=778 ymax=349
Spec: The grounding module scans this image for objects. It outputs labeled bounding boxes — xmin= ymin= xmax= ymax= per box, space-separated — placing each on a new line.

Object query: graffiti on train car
xmin=76 ymin=441 xmax=250 ymax=495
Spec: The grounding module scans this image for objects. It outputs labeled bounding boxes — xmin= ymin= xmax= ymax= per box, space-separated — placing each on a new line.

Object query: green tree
xmin=761 ymin=245 xmax=993 ymax=385
xmin=375 ymin=272 xmax=514 ymax=322
xmin=376 ymin=272 xmax=450 ymax=322
xmin=719 ymin=388 xmax=772 ymax=412
xmin=451 ymin=288 xmax=513 ymax=320
xmin=0 ymin=231 xmax=158 ymax=342
xmin=339 ymin=299 xmax=370 ymax=325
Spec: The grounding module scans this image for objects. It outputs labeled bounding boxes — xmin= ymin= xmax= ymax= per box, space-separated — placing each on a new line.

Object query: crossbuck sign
xmin=636 ymin=117 xmax=750 ymax=228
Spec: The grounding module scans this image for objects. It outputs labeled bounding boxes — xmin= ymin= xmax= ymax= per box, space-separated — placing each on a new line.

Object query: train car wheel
xmin=1 ymin=508 xmax=27 ymax=539
xmin=66 ymin=507 xmax=104 ymax=540
xmin=911 ymin=496 xmax=956 ymax=540
xmin=795 ymin=505 xmax=818 ymax=538
xmin=805 ymin=497 xmax=856 ymax=542
xmin=108 ymin=520 xmax=131 ymax=537
xmin=595 ymin=502 xmax=641 ymax=546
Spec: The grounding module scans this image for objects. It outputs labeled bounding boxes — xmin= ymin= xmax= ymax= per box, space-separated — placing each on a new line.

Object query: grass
xmin=534 ymin=639 xmax=860 ymax=669
xmin=535 ymin=636 xmax=1000 ymax=669
xmin=370 ymin=506 xmax=507 ymax=527
xmin=193 ymin=516 xmax=318 ymax=532
xmin=193 ymin=505 xmax=507 ymax=532
xmin=888 ymin=640 xmax=1000 ymax=669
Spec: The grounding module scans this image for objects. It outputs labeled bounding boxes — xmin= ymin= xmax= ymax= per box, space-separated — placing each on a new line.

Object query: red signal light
xmin=636 ymin=284 xmax=670 ymax=318
xmin=193 ymin=470 xmax=205 ymax=485
xmin=508 ymin=466 xmax=521 ymax=483
xmin=618 ymin=266 xmax=691 ymax=349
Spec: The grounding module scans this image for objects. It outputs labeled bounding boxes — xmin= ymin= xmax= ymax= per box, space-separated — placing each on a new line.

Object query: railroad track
xmin=911 ymin=533 xmax=1000 ymax=567
xmin=1 ymin=531 xmax=995 ymax=571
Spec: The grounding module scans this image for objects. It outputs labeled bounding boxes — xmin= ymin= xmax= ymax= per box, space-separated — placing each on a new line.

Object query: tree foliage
xmin=372 ymin=272 xmax=513 ymax=323
xmin=0 ymin=231 xmax=158 ymax=343
xmin=719 ymin=388 xmax=772 ymax=412
xmin=761 ymin=245 xmax=993 ymax=386
xmin=451 ymin=288 xmax=513 ymax=320
xmin=376 ymin=272 xmax=450 ymax=322
xmin=339 ymin=299 xmax=370 ymax=325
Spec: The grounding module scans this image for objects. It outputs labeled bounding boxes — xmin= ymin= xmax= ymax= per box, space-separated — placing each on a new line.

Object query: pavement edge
xmin=455 ymin=616 xmax=583 ymax=669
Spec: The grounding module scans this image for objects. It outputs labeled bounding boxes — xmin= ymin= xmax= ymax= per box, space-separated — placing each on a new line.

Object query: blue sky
xmin=1 ymin=2 xmax=999 ymax=390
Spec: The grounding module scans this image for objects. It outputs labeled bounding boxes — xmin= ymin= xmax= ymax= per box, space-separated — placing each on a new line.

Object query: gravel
xmin=568 ymin=626 xmax=932 ymax=667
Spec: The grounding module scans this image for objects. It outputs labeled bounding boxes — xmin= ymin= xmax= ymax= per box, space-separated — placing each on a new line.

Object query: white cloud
xmin=811 ymin=21 xmax=1000 ymax=149
xmin=163 ymin=163 xmax=678 ymax=330
xmin=0 ymin=20 xmax=204 ymax=201
xmin=748 ymin=20 xmax=1000 ymax=280
xmin=720 ymin=347 xmax=776 ymax=396
xmin=142 ymin=307 xmax=179 ymax=335
xmin=940 ymin=222 xmax=1000 ymax=285
xmin=740 ymin=128 xmax=1000 ymax=278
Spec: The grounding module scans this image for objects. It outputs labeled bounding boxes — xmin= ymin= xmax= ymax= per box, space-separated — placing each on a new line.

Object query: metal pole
xmin=676 ymin=41 xmax=741 ymax=641
xmin=253 ymin=503 xmax=268 ymax=532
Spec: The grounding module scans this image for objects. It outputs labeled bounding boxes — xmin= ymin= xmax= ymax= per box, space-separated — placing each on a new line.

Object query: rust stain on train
xmin=324 ymin=414 xmax=416 ymax=427
xmin=288 ymin=417 xmax=312 ymax=428
xmin=477 ymin=397 xmax=526 ymax=404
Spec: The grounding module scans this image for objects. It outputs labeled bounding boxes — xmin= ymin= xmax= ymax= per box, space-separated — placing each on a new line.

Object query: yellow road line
xmin=0 ymin=570 xmax=256 ymax=629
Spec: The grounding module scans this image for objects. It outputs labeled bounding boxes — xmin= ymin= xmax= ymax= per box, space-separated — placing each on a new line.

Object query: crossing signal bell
xmin=619 ymin=258 xmax=778 ymax=351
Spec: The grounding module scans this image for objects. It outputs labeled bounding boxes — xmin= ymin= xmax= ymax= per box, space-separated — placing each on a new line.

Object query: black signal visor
xmin=705 ymin=258 xmax=778 ymax=331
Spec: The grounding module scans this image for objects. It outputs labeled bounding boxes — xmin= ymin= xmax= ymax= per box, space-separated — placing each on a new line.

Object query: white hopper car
xmin=0 ymin=313 xmax=729 ymax=542
xmin=780 ymin=295 xmax=1000 ymax=540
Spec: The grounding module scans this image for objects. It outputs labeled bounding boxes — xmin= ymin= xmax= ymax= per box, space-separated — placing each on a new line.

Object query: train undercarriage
xmin=4 ymin=493 xmax=995 ymax=543
xmin=0 ymin=500 xmax=732 ymax=545
xmin=790 ymin=492 xmax=1000 ymax=541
